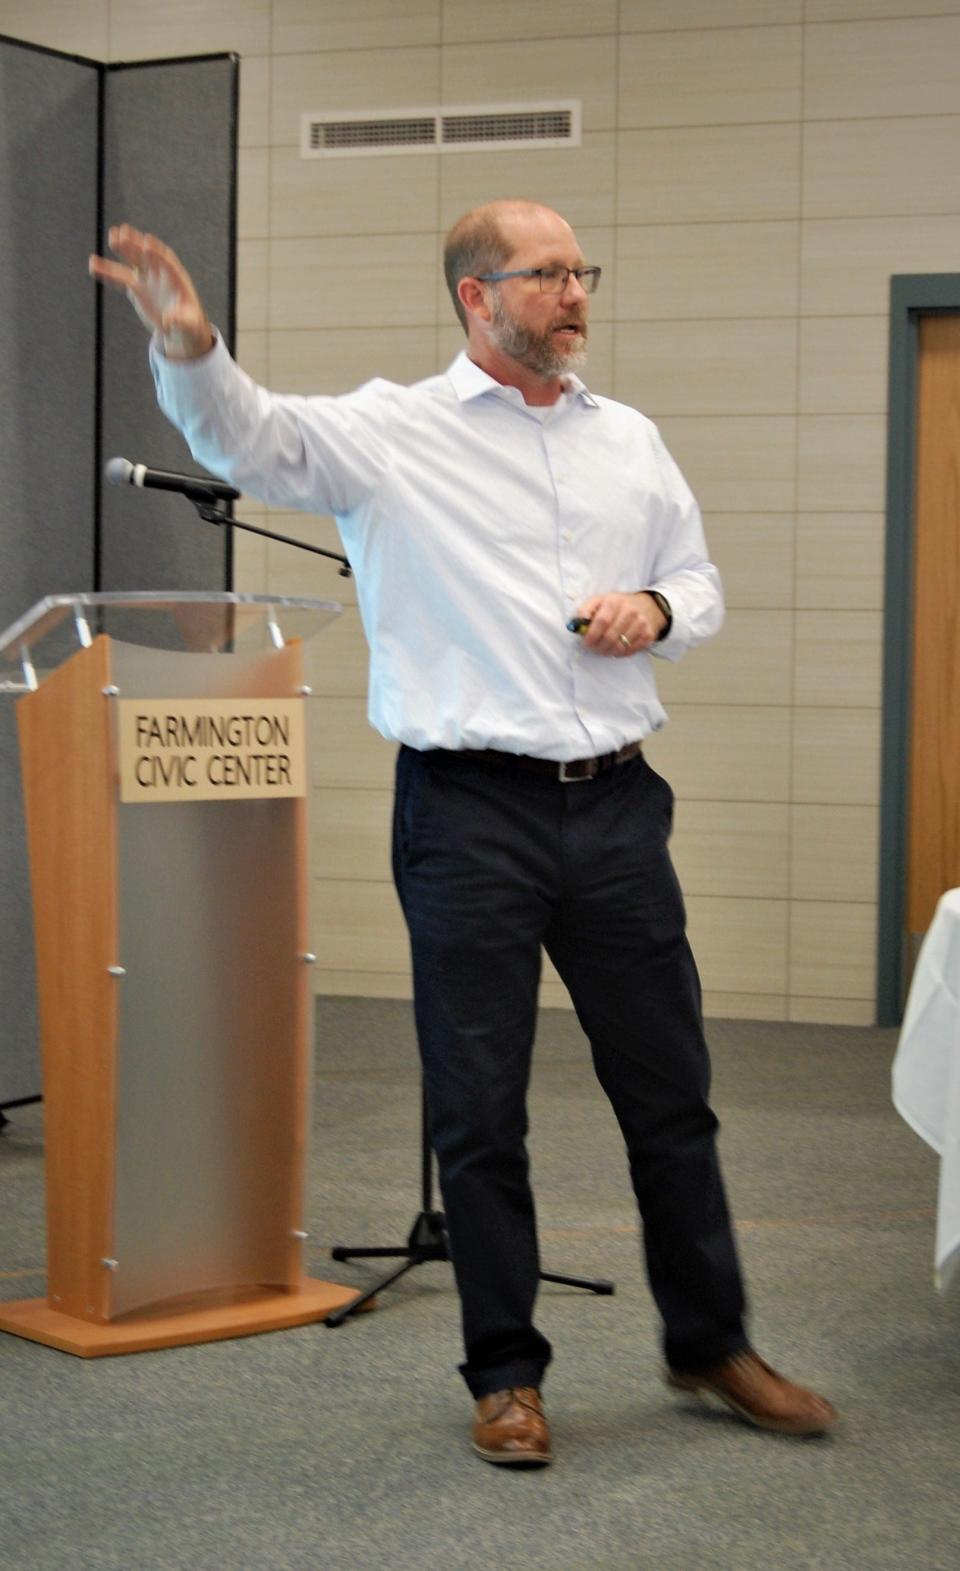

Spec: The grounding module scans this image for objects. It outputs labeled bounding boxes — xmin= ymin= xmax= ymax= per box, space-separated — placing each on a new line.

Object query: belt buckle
xmin=558 ymin=758 xmax=596 ymax=783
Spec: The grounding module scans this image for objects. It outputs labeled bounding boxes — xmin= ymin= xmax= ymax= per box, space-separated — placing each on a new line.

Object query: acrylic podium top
xmin=0 ymin=593 xmax=343 ymax=693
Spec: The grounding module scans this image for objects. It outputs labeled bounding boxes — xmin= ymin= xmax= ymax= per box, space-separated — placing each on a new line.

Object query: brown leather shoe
xmin=472 ymin=1386 xmax=553 ymax=1466
xmin=665 ymin=1350 xmax=838 ymax=1437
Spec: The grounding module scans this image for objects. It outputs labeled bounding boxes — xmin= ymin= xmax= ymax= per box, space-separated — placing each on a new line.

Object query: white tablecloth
xmin=892 ymin=887 xmax=960 ymax=1291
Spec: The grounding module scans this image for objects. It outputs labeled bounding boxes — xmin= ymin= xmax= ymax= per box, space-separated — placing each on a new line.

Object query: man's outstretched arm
xmin=89 ymin=223 xmax=393 ymax=516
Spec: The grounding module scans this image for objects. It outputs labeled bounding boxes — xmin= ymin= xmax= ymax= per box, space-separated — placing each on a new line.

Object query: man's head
xmin=443 ymin=200 xmax=595 ymax=386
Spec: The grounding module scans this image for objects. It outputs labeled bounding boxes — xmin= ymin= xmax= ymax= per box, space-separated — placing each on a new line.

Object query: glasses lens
xmin=538 ymin=267 xmax=601 ymax=294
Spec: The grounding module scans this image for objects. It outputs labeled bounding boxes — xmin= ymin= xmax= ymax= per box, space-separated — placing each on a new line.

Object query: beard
xmin=488 ymin=293 xmax=588 ymax=378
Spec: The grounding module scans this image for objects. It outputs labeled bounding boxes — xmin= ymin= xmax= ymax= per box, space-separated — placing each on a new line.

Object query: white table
xmin=893 ymin=887 xmax=960 ymax=1291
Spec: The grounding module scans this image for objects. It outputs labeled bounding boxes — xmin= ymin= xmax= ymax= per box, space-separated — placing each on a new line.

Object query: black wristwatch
xmin=645 ymin=590 xmax=673 ymax=641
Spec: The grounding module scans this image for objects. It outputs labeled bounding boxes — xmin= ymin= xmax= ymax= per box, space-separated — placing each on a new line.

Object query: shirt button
xmin=561 ymin=530 xmax=573 ymax=543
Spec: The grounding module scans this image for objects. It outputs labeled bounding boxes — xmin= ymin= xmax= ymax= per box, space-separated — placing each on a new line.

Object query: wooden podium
xmin=0 ymin=593 xmax=361 ymax=1355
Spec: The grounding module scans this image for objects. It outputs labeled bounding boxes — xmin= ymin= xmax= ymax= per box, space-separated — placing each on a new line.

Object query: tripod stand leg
xmin=539 ymin=1269 xmax=615 ymax=1295
xmin=324 ymin=1079 xmax=617 ymax=1325
xmin=331 ymin=1245 xmax=410 ymax=1262
xmin=324 ymin=1257 xmax=419 ymax=1327
xmin=324 ymin=1209 xmax=450 ymax=1328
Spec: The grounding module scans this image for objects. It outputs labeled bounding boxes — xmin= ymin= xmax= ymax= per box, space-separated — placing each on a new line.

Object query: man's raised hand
xmin=88 ymin=225 xmax=215 ymax=361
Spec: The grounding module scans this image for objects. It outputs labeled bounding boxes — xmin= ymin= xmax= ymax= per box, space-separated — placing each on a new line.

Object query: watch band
xmin=645 ymin=590 xmax=672 ymax=641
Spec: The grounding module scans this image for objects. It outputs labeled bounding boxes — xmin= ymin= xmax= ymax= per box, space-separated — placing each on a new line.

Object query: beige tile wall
xmin=5 ymin=0 xmax=957 ymax=1024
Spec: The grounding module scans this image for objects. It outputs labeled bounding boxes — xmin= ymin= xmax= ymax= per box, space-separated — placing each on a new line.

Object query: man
xmin=90 ymin=202 xmax=837 ymax=1464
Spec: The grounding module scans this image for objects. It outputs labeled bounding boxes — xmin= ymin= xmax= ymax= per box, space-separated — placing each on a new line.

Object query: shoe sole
xmin=472 ymin=1443 xmax=553 ymax=1466
xmin=664 ymin=1370 xmax=837 ymax=1437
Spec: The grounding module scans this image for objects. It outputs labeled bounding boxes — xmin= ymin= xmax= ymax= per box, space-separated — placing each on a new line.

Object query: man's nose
xmin=561 ymin=270 xmax=589 ymax=305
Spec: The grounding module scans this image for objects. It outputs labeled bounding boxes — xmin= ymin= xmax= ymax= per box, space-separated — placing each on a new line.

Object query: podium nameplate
xmin=117 ymin=696 xmax=306 ymax=802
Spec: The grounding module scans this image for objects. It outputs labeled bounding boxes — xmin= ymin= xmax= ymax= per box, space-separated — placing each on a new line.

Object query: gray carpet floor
xmin=2 ymin=999 xmax=959 ymax=1571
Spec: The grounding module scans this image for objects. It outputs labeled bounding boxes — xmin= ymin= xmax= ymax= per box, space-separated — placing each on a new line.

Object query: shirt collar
xmin=447 ymin=350 xmax=600 ymax=410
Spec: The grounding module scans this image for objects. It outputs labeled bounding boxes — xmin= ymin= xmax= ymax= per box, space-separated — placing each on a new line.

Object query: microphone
xmin=105 ymin=457 xmax=240 ymax=504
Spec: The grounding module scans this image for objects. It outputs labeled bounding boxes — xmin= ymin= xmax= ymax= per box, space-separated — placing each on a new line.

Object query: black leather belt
xmin=457 ymin=739 xmax=643 ymax=783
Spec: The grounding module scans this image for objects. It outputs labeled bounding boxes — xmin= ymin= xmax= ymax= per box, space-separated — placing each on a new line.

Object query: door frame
xmin=878 ymin=274 xmax=960 ymax=1024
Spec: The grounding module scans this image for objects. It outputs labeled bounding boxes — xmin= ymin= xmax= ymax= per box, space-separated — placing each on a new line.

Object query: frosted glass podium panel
xmin=0 ymin=593 xmax=362 ymax=1355
xmin=110 ymin=639 xmax=309 ymax=1318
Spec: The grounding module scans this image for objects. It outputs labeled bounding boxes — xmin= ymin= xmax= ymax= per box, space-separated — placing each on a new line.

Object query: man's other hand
xmin=575 ymin=591 xmax=667 ymax=657
xmin=88 ymin=225 xmax=215 ymax=361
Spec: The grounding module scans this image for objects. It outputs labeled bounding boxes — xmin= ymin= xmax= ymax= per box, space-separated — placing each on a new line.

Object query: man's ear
xmin=457 ymin=276 xmax=490 ymax=323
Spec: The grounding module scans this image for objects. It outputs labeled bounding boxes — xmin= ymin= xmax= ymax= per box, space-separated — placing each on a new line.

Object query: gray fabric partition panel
xmin=0 ymin=39 xmax=100 ymax=1105
xmin=99 ymin=56 xmax=237 ymax=595
xmin=0 ymin=43 xmax=236 ymax=1109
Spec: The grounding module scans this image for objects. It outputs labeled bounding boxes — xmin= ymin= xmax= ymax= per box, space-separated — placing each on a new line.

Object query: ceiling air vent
xmin=301 ymin=101 xmax=581 ymax=159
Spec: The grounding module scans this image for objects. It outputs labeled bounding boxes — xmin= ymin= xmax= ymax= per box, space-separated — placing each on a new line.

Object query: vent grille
xmin=441 ymin=108 xmax=573 ymax=145
xmin=301 ymin=101 xmax=581 ymax=159
xmin=310 ymin=116 xmax=436 ymax=152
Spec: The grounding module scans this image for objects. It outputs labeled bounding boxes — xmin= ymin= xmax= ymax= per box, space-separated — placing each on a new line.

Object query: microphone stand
xmin=184 ymin=494 xmax=614 ymax=1325
xmin=188 ymin=496 xmax=353 ymax=576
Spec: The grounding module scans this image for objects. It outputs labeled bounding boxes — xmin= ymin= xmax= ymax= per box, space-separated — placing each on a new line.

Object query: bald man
xmin=91 ymin=201 xmax=837 ymax=1464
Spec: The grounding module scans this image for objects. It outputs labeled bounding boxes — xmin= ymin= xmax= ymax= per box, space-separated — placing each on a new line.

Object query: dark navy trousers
xmin=392 ymin=744 xmax=749 ymax=1399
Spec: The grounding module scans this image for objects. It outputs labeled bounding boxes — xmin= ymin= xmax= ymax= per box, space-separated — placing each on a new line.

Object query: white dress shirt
xmin=151 ymin=339 xmax=723 ymax=761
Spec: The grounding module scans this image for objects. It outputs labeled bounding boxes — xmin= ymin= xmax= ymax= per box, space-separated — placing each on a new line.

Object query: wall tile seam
xmin=782 ymin=800 xmax=883 ymax=809
xmin=268 ymin=43 xmax=453 ymax=62
xmin=786 ymin=991 xmax=876 ymax=1003
xmin=312 ymin=784 xmax=394 ymax=792
xmin=803 ymin=111 xmax=960 ymax=126
xmin=312 ymin=963 xmax=409 ymax=974
xmin=620 ymin=22 xmax=805 ymax=37
xmin=787 ymin=3 xmax=805 ymax=956
xmin=281 ymin=22 xmax=669 ymax=48
xmin=796 ymin=311 xmax=901 ymax=319
xmin=617 ymin=314 xmax=831 ymax=324
xmin=620 ymin=213 xmax=960 ymax=228
xmin=615 ymin=315 xmax=868 ymax=324
xmin=615 ymin=318 xmax=873 ymax=328
xmin=270 ymin=36 xmax=623 ymax=55
xmin=618 ymin=112 xmax=960 ymax=132
xmin=607 ymin=118 xmax=806 ymax=132
xmin=252 ymin=216 xmax=960 ymax=248
xmin=760 ymin=509 xmax=883 ymax=517
xmin=803 ymin=10 xmax=960 ymax=27
xmin=310 ymin=878 xmax=878 ymax=905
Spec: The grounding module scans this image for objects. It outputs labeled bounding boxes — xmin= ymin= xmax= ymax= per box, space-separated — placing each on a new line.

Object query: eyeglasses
xmin=475 ymin=265 xmax=602 ymax=295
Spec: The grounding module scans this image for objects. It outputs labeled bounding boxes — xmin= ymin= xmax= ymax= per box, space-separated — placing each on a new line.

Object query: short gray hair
xmin=442 ymin=206 xmax=513 ymax=334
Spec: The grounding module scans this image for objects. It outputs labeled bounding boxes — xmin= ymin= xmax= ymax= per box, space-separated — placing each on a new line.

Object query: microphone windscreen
xmin=104 ymin=456 xmax=133 ymax=486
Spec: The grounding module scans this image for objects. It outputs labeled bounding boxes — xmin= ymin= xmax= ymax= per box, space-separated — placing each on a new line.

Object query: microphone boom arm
xmin=191 ymin=499 xmax=352 ymax=578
